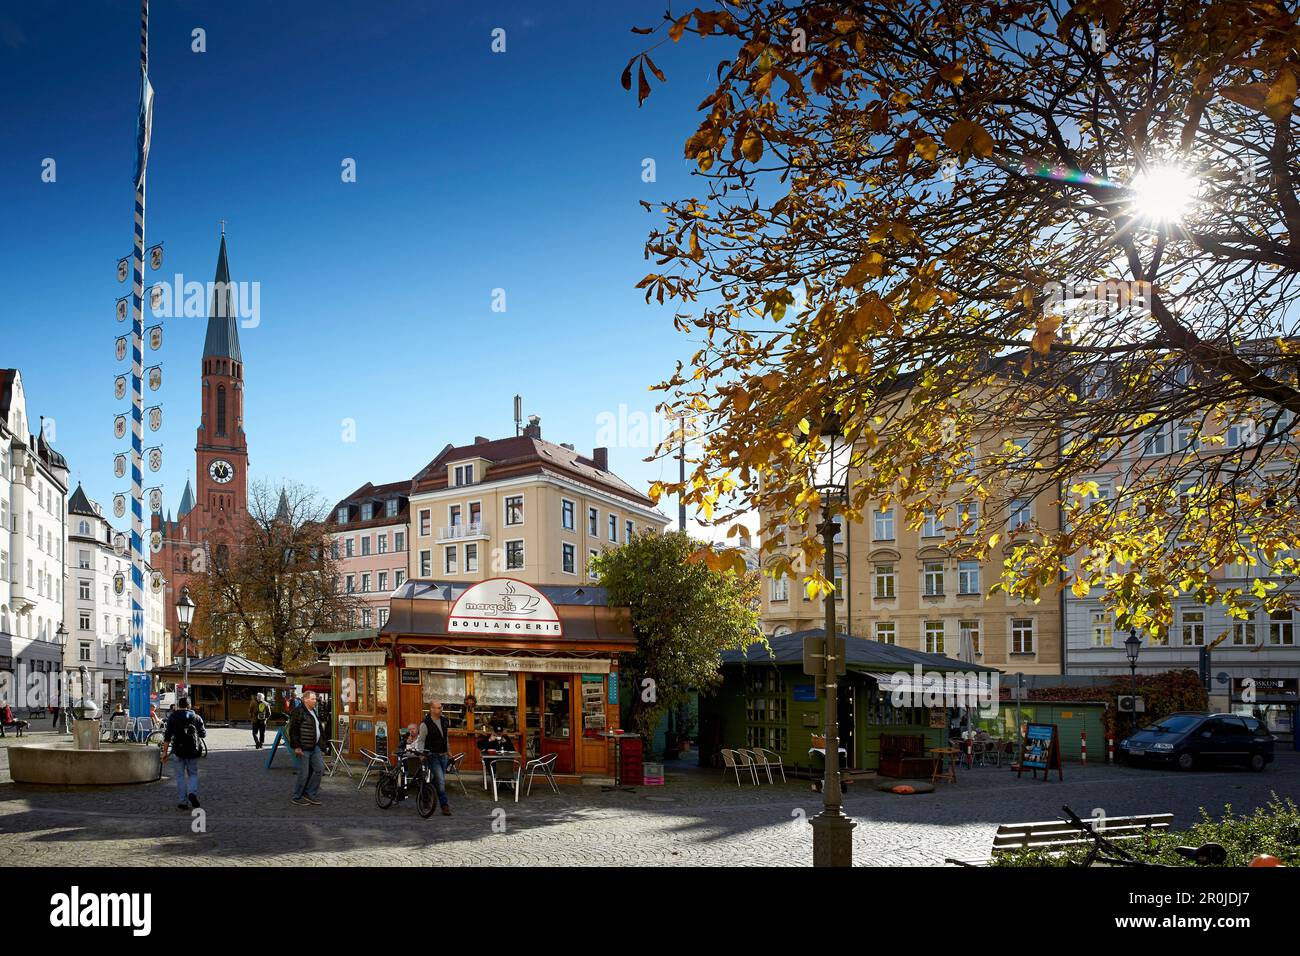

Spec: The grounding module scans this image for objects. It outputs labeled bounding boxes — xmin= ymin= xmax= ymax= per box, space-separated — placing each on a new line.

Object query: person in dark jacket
xmin=287 ymin=691 xmax=326 ymax=806
xmin=160 ymin=696 xmax=206 ymax=810
xmin=414 ymin=701 xmax=452 ymax=815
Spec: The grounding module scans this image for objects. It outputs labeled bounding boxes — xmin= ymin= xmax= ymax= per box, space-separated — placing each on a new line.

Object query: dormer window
xmin=385 ymin=498 xmax=399 ymax=518
xmin=336 ymin=507 xmax=348 ymax=524
xmin=361 ymin=503 xmax=374 ymax=521
xmin=454 ymin=464 xmax=475 ymax=487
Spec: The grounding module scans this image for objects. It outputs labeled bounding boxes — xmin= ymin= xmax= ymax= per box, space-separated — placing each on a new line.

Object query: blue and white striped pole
xmin=127 ymin=0 xmax=151 ymax=722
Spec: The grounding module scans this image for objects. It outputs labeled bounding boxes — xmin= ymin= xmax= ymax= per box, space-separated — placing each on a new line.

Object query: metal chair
xmin=488 ymin=754 xmax=522 ymax=803
xmin=356 ymin=748 xmax=390 ymax=790
xmin=327 ymin=717 xmax=354 ymax=778
xmin=524 ymin=752 xmax=559 ymax=795
xmin=720 ymin=748 xmax=759 ymax=786
xmin=445 ymin=751 xmax=468 ymax=795
xmin=753 ymin=747 xmax=786 ymax=782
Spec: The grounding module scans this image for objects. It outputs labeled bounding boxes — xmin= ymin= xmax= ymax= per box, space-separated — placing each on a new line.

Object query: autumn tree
xmin=186 ymin=480 xmax=360 ymax=670
xmin=590 ymin=531 xmax=761 ymax=744
xmin=627 ymin=1 xmax=1300 ymax=637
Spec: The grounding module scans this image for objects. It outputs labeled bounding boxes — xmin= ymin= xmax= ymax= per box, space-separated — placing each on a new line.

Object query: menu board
xmin=1017 ymin=722 xmax=1063 ymax=781
xmin=581 ymin=675 xmax=606 ymax=735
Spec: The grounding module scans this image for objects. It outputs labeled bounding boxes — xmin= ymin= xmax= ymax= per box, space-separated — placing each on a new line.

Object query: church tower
xmin=154 ymin=231 xmax=252 ymax=658
xmin=193 ymin=233 xmax=248 ymax=526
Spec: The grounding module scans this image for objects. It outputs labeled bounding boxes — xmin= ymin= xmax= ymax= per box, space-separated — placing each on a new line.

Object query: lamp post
xmin=1124 ymin=628 xmax=1142 ymax=736
xmin=55 ymin=623 xmax=68 ymax=729
xmin=175 ymin=586 xmax=196 ymax=701
xmin=809 ymin=412 xmax=856 ymax=867
xmin=116 ymin=638 xmax=132 ymax=707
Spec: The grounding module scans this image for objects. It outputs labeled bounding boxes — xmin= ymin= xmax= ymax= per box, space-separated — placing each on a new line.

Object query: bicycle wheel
xmin=199 ymin=736 xmax=209 ymax=757
xmin=375 ymin=774 xmax=398 ymax=809
xmin=416 ymin=779 xmax=437 ymax=818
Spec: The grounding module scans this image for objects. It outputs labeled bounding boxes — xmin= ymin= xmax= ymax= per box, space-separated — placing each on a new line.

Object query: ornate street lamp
xmin=175 ymin=586 xmax=196 ymax=700
xmin=55 ymin=623 xmax=68 ymax=730
xmin=1124 ymin=628 xmax=1142 ymax=735
xmin=809 ymin=411 xmax=856 ymax=867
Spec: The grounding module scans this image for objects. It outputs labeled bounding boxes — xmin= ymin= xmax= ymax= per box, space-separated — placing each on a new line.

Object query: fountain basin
xmin=9 ymin=741 xmax=162 ymax=785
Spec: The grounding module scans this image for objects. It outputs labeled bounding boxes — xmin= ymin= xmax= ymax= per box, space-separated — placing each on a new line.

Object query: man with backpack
xmin=248 ymin=692 xmax=271 ymax=749
xmin=161 ymin=696 xmax=206 ymax=810
xmin=287 ymin=690 xmax=326 ymax=806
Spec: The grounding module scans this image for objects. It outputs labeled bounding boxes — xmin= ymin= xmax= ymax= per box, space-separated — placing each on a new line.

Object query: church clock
xmin=209 ymin=459 xmax=235 ymax=484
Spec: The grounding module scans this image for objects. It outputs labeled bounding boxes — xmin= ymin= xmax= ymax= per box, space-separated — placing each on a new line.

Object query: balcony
xmin=436 ymin=522 xmax=490 ymax=542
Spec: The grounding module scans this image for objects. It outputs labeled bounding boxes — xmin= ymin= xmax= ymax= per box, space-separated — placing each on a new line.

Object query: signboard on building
xmin=404 ymin=654 xmax=609 ymax=674
xmin=447 ymin=578 xmax=563 ymax=636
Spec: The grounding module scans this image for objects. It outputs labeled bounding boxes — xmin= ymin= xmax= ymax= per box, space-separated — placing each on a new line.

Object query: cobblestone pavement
xmin=1 ymin=728 xmax=1295 ymax=866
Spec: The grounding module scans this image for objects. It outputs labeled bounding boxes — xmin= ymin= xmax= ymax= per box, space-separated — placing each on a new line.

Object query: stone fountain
xmin=8 ymin=698 xmax=161 ymax=786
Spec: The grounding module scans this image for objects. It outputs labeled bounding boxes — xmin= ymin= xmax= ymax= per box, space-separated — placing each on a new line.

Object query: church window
xmin=216 ymin=386 xmax=227 ymax=437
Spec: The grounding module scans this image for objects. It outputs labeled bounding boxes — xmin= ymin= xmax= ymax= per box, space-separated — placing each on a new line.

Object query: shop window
xmin=422 ymin=670 xmax=467 ymax=729
xmin=472 ymin=672 xmax=519 ymax=732
xmin=746 ymin=725 xmax=787 ymax=753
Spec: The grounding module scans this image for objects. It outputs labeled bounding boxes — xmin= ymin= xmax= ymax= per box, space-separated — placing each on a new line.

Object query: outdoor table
xmin=598 ymin=731 xmax=636 ymax=792
xmin=930 ymin=747 xmax=960 ymax=784
xmin=480 ymin=751 xmax=522 ymax=802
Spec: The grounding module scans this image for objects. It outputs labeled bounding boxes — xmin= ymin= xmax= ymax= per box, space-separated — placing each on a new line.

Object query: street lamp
xmin=1124 ymin=628 xmax=1142 ymax=736
xmin=115 ymin=638 xmax=132 ymax=708
xmin=55 ymin=623 xmax=67 ymax=729
xmin=176 ymin=586 xmax=196 ymax=702
xmin=809 ymin=411 xmax=856 ymax=867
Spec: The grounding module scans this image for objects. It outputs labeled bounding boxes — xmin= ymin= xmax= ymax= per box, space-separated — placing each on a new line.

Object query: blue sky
xmin=1 ymin=0 xmax=724 ymax=529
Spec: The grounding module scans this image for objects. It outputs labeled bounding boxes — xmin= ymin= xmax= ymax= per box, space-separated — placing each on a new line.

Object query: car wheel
xmin=1176 ymin=751 xmax=1195 ymax=771
xmin=1249 ymin=752 xmax=1266 ymax=772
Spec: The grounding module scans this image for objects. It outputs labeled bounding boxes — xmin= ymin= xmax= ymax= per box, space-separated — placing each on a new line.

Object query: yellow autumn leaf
xmin=1031 ymin=315 xmax=1061 ymax=354
xmin=741 ymin=128 xmax=764 ymax=163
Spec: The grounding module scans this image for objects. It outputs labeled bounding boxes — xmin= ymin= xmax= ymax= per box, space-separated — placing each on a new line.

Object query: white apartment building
xmin=64 ymin=483 xmax=168 ymax=707
xmin=1 ymin=369 xmax=70 ymax=712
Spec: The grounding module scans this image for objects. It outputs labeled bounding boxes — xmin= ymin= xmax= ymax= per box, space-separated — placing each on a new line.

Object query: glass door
xmin=541 ymin=676 xmax=574 ymax=773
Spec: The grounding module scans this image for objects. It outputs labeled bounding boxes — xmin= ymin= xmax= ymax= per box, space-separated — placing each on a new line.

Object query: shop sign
xmin=447 ymin=578 xmax=562 ymax=636
xmin=1231 ymin=677 xmax=1299 ymax=698
xmin=405 ymin=654 xmax=609 ymax=674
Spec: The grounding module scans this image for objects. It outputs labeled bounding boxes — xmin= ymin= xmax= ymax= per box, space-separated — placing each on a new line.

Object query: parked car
xmin=1120 ymin=712 xmax=1275 ymax=771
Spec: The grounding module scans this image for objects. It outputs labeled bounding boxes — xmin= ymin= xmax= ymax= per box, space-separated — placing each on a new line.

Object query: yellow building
xmin=406 ymin=417 xmax=670 ymax=586
xmin=761 ymin=389 xmax=1064 ymax=676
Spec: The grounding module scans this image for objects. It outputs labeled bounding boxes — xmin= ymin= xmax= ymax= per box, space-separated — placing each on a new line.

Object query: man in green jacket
xmin=248 ymin=692 xmax=271 ymax=749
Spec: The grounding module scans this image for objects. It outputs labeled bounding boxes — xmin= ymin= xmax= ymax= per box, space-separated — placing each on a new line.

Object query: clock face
xmin=209 ymin=459 xmax=235 ymax=484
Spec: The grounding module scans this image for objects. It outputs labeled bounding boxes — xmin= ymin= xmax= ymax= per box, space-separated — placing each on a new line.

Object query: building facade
xmin=0 ymin=369 xmax=71 ymax=710
xmin=329 ymin=481 xmax=410 ymax=632
xmin=761 ymin=432 xmax=1064 ymax=677
xmin=1063 ymin=396 xmax=1299 ymax=735
xmin=64 ymin=484 xmax=168 ymax=707
xmin=330 ymin=417 xmax=670 ymax=613
xmin=153 ymin=234 xmax=250 ymax=656
xmin=406 ymin=418 xmax=669 ymax=586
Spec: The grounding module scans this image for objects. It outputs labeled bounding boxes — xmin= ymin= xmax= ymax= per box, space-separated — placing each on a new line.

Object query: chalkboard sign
xmin=400 ymin=669 xmax=420 ymax=684
xmin=1017 ymin=722 xmax=1063 ymax=781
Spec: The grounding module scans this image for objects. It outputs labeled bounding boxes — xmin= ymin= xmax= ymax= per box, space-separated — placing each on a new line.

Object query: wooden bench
xmin=877 ymin=734 xmax=932 ymax=779
xmin=947 ymin=812 xmax=1173 ymax=865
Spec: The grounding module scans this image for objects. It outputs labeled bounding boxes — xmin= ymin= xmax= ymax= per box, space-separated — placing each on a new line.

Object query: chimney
xmin=560 ymin=443 xmax=574 ymax=451
xmin=592 ymin=447 xmax=609 ymax=471
xmin=523 ymin=415 xmax=542 ymax=439
xmin=474 ymin=436 xmax=490 ymax=445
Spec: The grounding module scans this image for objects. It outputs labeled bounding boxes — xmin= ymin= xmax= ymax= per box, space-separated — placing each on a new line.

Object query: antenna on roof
xmin=513 ymin=394 xmax=523 ymax=437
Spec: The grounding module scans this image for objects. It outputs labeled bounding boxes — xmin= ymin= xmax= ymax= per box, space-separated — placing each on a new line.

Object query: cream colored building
xmin=407 ymin=417 xmax=669 ymax=585
xmin=761 ymin=378 xmax=1064 ymax=676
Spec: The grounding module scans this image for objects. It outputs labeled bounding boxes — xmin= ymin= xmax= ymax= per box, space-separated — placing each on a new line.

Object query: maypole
xmin=123 ymin=0 xmax=155 ymax=721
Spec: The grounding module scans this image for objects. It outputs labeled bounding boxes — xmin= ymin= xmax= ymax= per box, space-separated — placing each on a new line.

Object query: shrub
xmin=991 ymin=796 xmax=1300 ymax=867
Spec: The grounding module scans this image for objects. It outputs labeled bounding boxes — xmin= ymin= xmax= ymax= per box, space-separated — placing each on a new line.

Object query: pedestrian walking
xmin=248 ymin=692 xmax=270 ymax=749
xmin=288 ymin=691 xmax=325 ymax=806
xmin=415 ymin=701 xmax=453 ymax=816
xmin=161 ymin=696 xmax=206 ymax=810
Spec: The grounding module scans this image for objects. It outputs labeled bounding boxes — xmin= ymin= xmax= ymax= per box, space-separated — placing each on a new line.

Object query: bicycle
xmin=375 ymin=749 xmax=438 ymax=818
xmin=1060 ymin=805 xmax=1226 ymax=867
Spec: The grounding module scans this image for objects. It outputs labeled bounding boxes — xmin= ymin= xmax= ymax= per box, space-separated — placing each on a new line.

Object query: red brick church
xmin=153 ymin=233 xmax=250 ymax=658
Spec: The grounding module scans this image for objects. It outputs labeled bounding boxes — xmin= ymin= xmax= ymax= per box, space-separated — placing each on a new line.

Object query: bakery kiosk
xmin=315 ymin=578 xmax=631 ymax=783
